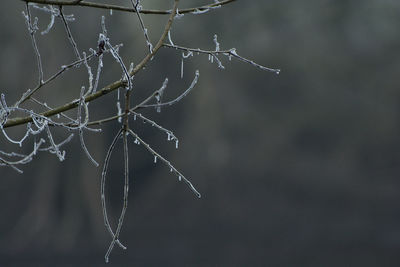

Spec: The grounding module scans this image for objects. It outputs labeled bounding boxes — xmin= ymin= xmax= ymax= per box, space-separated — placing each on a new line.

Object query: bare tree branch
xmin=2 ymin=0 xmax=279 ymax=262
xmin=21 ymin=0 xmax=236 ymax=15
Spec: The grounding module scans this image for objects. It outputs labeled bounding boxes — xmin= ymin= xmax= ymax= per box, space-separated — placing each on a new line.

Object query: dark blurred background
xmin=1 ymin=0 xmax=400 ymax=266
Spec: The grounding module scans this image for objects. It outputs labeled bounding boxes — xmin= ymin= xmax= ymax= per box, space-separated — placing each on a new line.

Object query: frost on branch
xmin=2 ymin=0 xmax=279 ymax=263
xmin=163 ymin=34 xmax=280 ymax=74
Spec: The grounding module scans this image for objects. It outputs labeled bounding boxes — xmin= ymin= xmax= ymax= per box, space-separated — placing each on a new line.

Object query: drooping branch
xmin=99 ymin=0 xmax=182 ymax=262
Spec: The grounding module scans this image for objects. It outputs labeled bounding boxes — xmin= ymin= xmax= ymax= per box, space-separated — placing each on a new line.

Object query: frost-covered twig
xmin=137 ymin=70 xmax=200 ymax=110
xmin=39 ymin=134 xmax=74 ymax=152
xmin=31 ymin=4 xmax=58 ymax=35
xmin=100 ymin=129 xmax=127 ymax=254
xmin=77 ymin=86 xmax=99 ymax=166
xmin=23 ymin=3 xmax=43 ymax=86
xmin=59 ymin=6 xmax=81 ymax=59
xmin=104 ymin=131 xmax=130 ymax=263
xmin=30 ymin=3 xmax=75 ymax=28
xmin=29 ymin=97 xmax=101 ymax=134
xmin=163 ymin=43 xmax=281 ymax=74
xmin=15 ymin=49 xmax=96 ymax=107
xmin=14 ymin=26 xmax=118 ymax=107
xmin=128 ymin=129 xmax=201 ymax=198
xmin=132 ymin=112 xmax=178 ymax=144
xmin=92 ymin=53 xmax=104 ymax=94
xmin=0 ymin=138 xmax=45 ymax=173
xmin=100 ymin=17 xmax=132 ymax=91
xmin=154 ymin=78 xmax=168 ymax=112
xmin=82 ymin=52 xmax=93 ymax=94
xmin=130 ymin=0 xmax=153 ymax=52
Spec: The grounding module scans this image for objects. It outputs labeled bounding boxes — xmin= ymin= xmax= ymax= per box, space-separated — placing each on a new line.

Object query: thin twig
xmin=130 ymin=0 xmax=153 ymax=53
xmin=77 ymin=86 xmax=99 ymax=166
xmin=15 ymin=50 xmax=96 ymax=107
xmin=23 ymin=3 xmax=43 ymax=88
xmin=137 ymin=70 xmax=200 ymax=110
xmin=163 ymin=43 xmax=281 ymax=74
xmin=0 ymin=138 xmax=45 ymax=172
xmin=59 ymin=6 xmax=81 ymax=59
xmin=132 ymin=112 xmax=178 ymax=143
xmin=104 ymin=131 xmax=129 ymax=263
xmin=128 ymin=129 xmax=201 ymax=198
xmin=100 ymin=129 xmax=126 ymax=250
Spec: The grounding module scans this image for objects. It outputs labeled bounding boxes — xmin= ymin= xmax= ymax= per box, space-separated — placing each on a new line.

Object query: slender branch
xmin=138 ymin=70 xmax=200 ymax=110
xmin=163 ymin=43 xmax=281 ymax=74
xmin=130 ymin=0 xmax=153 ymax=53
xmin=77 ymin=86 xmax=99 ymax=166
xmin=15 ymin=51 xmax=96 ymax=107
xmin=23 ymin=3 xmax=43 ymax=88
xmin=21 ymin=0 xmax=236 ymax=15
xmin=127 ymin=129 xmax=201 ymax=198
xmin=59 ymin=6 xmax=81 ymax=59
xmin=2 ymin=0 xmax=281 ymax=263
xmin=0 ymin=138 xmax=45 ymax=172
xmin=131 ymin=112 xmax=178 ymax=142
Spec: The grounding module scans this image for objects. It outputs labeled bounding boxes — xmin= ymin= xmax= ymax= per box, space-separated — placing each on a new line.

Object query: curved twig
xmin=100 ymin=129 xmax=126 ymax=251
